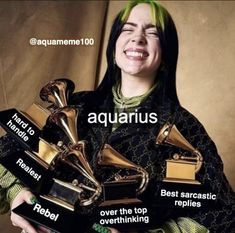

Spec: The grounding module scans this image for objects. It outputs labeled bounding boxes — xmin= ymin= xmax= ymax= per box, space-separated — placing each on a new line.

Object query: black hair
xmin=96 ymin=1 xmax=179 ymax=105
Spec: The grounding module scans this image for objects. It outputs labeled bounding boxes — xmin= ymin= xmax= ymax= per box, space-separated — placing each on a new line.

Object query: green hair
xmin=120 ymin=0 xmax=168 ymax=31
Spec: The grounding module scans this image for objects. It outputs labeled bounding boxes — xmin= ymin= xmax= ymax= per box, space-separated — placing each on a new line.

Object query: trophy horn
xmin=49 ymin=106 xmax=101 ymax=206
xmin=49 ymin=106 xmax=79 ymax=144
xmin=40 ymin=79 xmax=75 ymax=108
xmin=156 ymin=123 xmax=203 ymax=173
xmin=98 ymin=144 xmax=149 ymax=195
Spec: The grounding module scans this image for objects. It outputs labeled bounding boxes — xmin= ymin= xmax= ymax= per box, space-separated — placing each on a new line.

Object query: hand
xmin=108 ymin=228 xmax=121 ymax=233
xmin=10 ymin=189 xmax=50 ymax=233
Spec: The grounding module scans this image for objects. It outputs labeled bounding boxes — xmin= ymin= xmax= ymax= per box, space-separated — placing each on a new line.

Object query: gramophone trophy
xmin=47 ymin=106 xmax=102 ymax=206
xmin=40 ymin=79 xmax=102 ymax=206
xmin=95 ymin=144 xmax=152 ymax=231
xmin=155 ymin=123 xmax=219 ymax=211
xmin=98 ymin=143 xmax=149 ymax=205
xmin=156 ymin=123 xmax=203 ymax=185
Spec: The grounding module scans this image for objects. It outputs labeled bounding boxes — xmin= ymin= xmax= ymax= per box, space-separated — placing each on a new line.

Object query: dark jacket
xmin=68 ymin=89 xmax=235 ymax=232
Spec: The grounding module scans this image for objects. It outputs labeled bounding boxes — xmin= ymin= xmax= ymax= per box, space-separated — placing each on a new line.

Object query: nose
xmin=131 ymin=31 xmax=147 ymax=45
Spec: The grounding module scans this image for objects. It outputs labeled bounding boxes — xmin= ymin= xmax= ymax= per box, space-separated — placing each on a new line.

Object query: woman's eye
xmin=121 ymin=28 xmax=133 ymax=32
xmin=147 ymin=31 xmax=159 ymax=37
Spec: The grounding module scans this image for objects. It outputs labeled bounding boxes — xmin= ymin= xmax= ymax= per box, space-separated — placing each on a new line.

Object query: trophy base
xmin=96 ymin=201 xmax=151 ymax=231
xmin=0 ymin=150 xmax=50 ymax=193
xmin=163 ymin=177 xmax=201 ymax=185
xmin=13 ymin=196 xmax=91 ymax=233
xmin=100 ymin=179 xmax=139 ymax=206
xmin=96 ymin=180 xmax=152 ymax=230
xmin=102 ymin=179 xmax=138 ymax=199
xmin=156 ymin=182 xmax=219 ymax=210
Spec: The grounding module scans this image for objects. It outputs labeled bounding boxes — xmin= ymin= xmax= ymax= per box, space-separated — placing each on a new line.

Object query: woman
xmin=0 ymin=1 xmax=234 ymax=233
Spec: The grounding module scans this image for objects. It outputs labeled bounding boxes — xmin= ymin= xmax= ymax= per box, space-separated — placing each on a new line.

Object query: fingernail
xmin=104 ymin=229 xmax=111 ymax=233
xmin=30 ymin=196 xmax=39 ymax=204
xmin=92 ymin=223 xmax=111 ymax=233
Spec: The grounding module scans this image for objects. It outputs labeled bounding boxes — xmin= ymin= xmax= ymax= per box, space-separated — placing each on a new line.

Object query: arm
xmin=0 ymin=134 xmax=25 ymax=213
xmin=172 ymin=106 xmax=235 ymax=232
xmin=0 ymin=135 xmax=50 ymax=233
xmin=0 ymin=164 xmax=24 ymax=214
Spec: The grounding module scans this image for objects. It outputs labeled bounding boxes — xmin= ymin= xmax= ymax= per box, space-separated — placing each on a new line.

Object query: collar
xmin=112 ymin=82 xmax=158 ymax=110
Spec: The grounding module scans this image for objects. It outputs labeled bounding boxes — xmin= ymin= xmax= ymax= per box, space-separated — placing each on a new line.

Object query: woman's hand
xmin=108 ymin=228 xmax=121 ymax=233
xmin=10 ymin=190 xmax=127 ymax=233
xmin=10 ymin=189 xmax=50 ymax=233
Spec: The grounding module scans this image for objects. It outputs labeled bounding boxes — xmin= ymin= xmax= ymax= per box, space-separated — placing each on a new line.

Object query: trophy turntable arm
xmin=98 ymin=143 xmax=149 ymax=195
xmin=193 ymin=150 xmax=203 ymax=173
xmin=114 ymin=168 xmax=149 ymax=195
xmin=59 ymin=149 xmax=102 ymax=206
xmin=41 ymin=178 xmax=84 ymax=211
xmin=173 ymin=149 xmax=203 ymax=174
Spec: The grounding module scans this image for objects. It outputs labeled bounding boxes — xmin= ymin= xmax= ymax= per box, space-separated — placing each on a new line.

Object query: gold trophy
xmin=156 ymin=123 xmax=203 ymax=185
xmin=40 ymin=79 xmax=102 ymax=207
xmin=98 ymin=143 xmax=149 ymax=205
xmin=49 ymin=106 xmax=102 ymax=206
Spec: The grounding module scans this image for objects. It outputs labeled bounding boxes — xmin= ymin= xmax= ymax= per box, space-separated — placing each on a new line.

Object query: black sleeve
xmin=173 ymin=106 xmax=235 ymax=232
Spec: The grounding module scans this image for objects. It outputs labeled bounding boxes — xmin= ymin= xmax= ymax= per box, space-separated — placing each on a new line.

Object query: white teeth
xmin=125 ymin=51 xmax=144 ymax=58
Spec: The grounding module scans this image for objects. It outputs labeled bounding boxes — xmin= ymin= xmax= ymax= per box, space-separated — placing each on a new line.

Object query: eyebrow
xmin=124 ymin=22 xmax=156 ymax=29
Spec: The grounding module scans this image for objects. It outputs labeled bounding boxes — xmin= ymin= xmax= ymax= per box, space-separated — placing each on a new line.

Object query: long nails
xmin=30 ymin=196 xmax=39 ymax=205
xmin=92 ymin=223 xmax=111 ymax=233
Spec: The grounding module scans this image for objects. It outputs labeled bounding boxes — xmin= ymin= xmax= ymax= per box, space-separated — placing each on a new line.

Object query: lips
xmin=124 ymin=48 xmax=149 ymax=60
